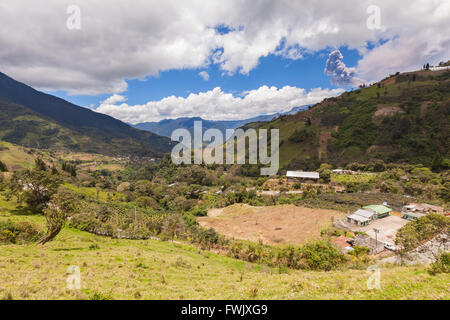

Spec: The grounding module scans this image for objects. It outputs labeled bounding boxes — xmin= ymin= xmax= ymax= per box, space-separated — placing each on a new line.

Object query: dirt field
xmin=198 ymin=204 xmax=346 ymax=245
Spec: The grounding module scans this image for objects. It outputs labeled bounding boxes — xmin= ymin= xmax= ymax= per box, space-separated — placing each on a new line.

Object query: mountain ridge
xmin=243 ymin=65 xmax=450 ymax=170
xmin=0 ymin=72 xmax=172 ymax=156
xmin=133 ymin=106 xmax=310 ymax=138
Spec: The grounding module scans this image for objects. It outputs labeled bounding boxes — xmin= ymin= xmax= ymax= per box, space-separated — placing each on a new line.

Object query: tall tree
xmin=38 ymin=187 xmax=78 ymax=245
xmin=9 ymin=167 xmax=62 ymax=213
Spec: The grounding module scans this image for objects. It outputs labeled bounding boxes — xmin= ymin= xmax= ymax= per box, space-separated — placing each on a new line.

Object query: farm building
xmin=401 ymin=203 xmax=444 ymax=220
xmin=347 ymin=209 xmax=376 ymax=226
xmin=286 ymin=171 xmax=319 ymax=182
xmin=363 ymin=205 xmax=392 ymax=219
xmin=347 ymin=205 xmax=392 ymax=226
xmin=331 ymin=236 xmax=354 ymax=252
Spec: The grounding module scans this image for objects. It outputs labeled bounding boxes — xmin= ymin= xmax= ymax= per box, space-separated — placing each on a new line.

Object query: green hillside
xmin=245 ymin=67 xmax=450 ymax=170
xmin=0 ymin=72 xmax=171 ymax=156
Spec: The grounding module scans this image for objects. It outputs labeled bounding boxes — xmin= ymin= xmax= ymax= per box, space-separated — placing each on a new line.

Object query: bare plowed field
xmin=198 ymin=204 xmax=346 ymax=245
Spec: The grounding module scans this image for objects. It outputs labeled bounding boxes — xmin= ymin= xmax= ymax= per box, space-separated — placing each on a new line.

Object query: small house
xmin=331 ymin=236 xmax=354 ymax=253
xmin=347 ymin=209 xmax=375 ymax=226
xmin=346 ymin=204 xmax=392 ymax=226
xmin=401 ymin=203 xmax=444 ymax=220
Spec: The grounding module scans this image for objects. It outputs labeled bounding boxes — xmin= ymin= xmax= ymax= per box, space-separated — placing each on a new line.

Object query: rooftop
xmin=363 ymin=205 xmax=392 ymax=214
xmin=331 ymin=236 xmax=352 ymax=249
xmin=286 ymin=171 xmax=320 ymax=179
xmin=404 ymin=203 xmax=444 ymax=213
xmin=347 ymin=213 xmax=370 ymax=223
xmin=353 ymin=209 xmax=376 ymax=219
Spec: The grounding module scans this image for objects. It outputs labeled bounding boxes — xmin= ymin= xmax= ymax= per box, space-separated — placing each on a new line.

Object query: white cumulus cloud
xmin=0 ymin=1 xmax=448 ymax=94
xmin=96 ymin=85 xmax=344 ymax=124
xmin=101 ymin=94 xmax=127 ymax=105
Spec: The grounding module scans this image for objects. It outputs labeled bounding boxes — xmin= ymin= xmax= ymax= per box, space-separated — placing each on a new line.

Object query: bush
xmin=297 ymin=240 xmax=346 ymax=271
xmin=182 ymin=212 xmax=198 ymax=227
xmin=135 ymin=196 xmax=159 ymax=210
xmin=61 ymin=161 xmax=77 ymax=177
xmin=411 ymin=167 xmax=435 ymax=183
xmin=0 ymin=160 xmax=7 ymax=172
xmin=189 ymin=207 xmax=208 ymax=217
xmin=289 ymin=128 xmax=313 ymax=143
xmin=0 ymin=220 xmax=42 ymax=244
xmin=161 ymin=213 xmax=186 ymax=240
xmin=395 ymin=214 xmax=449 ymax=253
xmin=348 ymin=246 xmax=370 ymax=257
xmin=428 ymin=252 xmax=450 ymax=275
xmin=188 ymin=226 xmax=220 ymax=247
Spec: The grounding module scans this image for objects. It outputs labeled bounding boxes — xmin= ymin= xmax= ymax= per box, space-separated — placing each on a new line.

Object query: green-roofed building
xmin=363 ymin=205 xmax=392 ymax=219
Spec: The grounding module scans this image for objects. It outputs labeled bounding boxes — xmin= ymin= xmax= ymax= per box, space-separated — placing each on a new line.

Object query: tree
xmin=62 ymin=161 xmax=77 ymax=177
xmin=9 ymin=167 xmax=62 ymax=213
xmin=318 ymin=163 xmax=332 ymax=183
xmin=51 ymin=165 xmax=59 ymax=175
xmin=431 ymin=152 xmax=443 ymax=172
xmin=0 ymin=160 xmax=7 ymax=172
xmin=135 ymin=196 xmax=159 ymax=210
xmin=38 ymin=187 xmax=78 ymax=245
xmin=161 ymin=214 xmax=186 ymax=241
xmin=411 ymin=167 xmax=435 ymax=183
xmin=298 ymin=240 xmax=346 ymax=271
xmin=35 ymin=158 xmax=47 ymax=171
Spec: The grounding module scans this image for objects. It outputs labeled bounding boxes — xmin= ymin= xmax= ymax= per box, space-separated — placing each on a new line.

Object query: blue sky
xmin=49 ymin=46 xmax=361 ymax=111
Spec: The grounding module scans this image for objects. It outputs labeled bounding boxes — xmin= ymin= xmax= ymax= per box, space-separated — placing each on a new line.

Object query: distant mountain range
xmin=0 ymin=72 xmax=172 ymax=156
xmin=132 ymin=106 xmax=310 ymax=139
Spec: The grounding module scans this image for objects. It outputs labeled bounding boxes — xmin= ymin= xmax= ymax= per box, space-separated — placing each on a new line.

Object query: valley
xmin=0 ymin=66 xmax=448 ymax=301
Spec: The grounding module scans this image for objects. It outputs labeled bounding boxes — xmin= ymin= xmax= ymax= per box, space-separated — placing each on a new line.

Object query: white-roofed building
xmin=286 ymin=171 xmax=320 ymax=181
xmin=347 ymin=209 xmax=377 ymax=226
xmin=346 ymin=213 xmax=370 ymax=226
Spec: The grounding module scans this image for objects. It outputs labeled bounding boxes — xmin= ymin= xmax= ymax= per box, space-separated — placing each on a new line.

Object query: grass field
xmin=0 ymin=140 xmax=127 ymax=174
xmin=1 ymin=211 xmax=449 ymax=300
xmin=63 ymin=183 xmax=125 ymax=202
xmin=0 ymin=141 xmax=35 ymax=170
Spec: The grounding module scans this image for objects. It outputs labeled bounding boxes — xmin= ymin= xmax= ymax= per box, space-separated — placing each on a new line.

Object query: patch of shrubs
xmin=69 ymin=202 xmax=165 ymax=239
xmin=188 ymin=226 xmax=220 ymax=248
xmin=395 ymin=214 xmax=449 ymax=253
xmin=295 ymin=241 xmax=346 ymax=271
xmin=288 ymin=128 xmax=316 ymax=144
xmin=226 ymin=239 xmax=346 ymax=271
xmin=0 ymin=220 xmax=42 ymax=244
xmin=348 ymin=246 xmax=370 ymax=257
xmin=189 ymin=207 xmax=208 ymax=217
xmin=0 ymin=160 xmax=7 ymax=172
xmin=428 ymin=252 xmax=449 ymax=275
